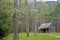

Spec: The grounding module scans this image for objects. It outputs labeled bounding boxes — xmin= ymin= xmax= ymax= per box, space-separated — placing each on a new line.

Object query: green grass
xmin=6 ymin=33 xmax=60 ymax=40
xmin=40 ymin=33 xmax=60 ymax=36
xmin=52 ymin=33 xmax=60 ymax=36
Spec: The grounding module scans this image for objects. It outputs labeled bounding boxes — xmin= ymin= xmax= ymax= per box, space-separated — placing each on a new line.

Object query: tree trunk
xmin=13 ymin=0 xmax=18 ymax=40
xmin=25 ymin=0 xmax=29 ymax=37
xmin=13 ymin=13 xmax=18 ymax=40
xmin=25 ymin=13 xmax=29 ymax=37
xmin=34 ymin=0 xmax=37 ymax=36
xmin=34 ymin=10 xmax=37 ymax=36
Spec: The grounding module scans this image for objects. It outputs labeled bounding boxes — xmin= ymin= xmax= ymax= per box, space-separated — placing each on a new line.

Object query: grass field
xmin=6 ymin=33 xmax=60 ymax=40
xmin=52 ymin=33 xmax=60 ymax=36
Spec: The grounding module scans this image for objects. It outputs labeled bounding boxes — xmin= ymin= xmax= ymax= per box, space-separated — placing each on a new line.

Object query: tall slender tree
xmin=34 ymin=0 xmax=37 ymax=36
xmin=25 ymin=0 xmax=29 ymax=37
xmin=13 ymin=0 xmax=19 ymax=40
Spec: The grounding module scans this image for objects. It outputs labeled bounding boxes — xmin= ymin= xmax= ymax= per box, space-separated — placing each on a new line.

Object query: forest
xmin=0 ymin=0 xmax=60 ymax=40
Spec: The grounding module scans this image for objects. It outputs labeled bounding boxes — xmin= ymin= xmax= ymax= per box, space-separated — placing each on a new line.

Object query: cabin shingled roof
xmin=38 ymin=23 xmax=52 ymax=29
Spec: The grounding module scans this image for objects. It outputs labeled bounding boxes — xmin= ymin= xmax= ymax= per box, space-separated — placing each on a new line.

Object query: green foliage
xmin=51 ymin=3 xmax=60 ymax=16
xmin=52 ymin=3 xmax=60 ymax=32
xmin=37 ymin=2 xmax=52 ymax=22
xmin=0 ymin=0 xmax=13 ymax=39
xmin=54 ymin=3 xmax=60 ymax=14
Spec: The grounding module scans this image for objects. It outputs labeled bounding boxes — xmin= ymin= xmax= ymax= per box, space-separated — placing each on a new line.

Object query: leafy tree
xmin=0 ymin=0 xmax=13 ymax=40
xmin=51 ymin=2 xmax=60 ymax=32
xmin=37 ymin=1 xmax=51 ymax=24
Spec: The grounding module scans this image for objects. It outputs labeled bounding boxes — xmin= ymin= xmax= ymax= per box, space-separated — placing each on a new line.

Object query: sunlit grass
xmin=51 ymin=33 xmax=60 ymax=36
xmin=6 ymin=33 xmax=60 ymax=40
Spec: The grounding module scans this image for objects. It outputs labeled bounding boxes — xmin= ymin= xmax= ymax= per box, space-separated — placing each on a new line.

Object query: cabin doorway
xmin=40 ymin=28 xmax=49 ymax=33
